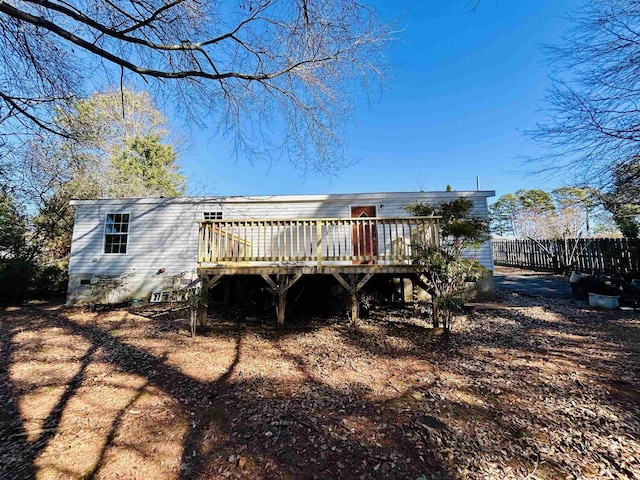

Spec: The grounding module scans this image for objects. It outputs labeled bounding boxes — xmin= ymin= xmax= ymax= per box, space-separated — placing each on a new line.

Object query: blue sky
xmin=178 ymin=0 xmax=584 ymax=201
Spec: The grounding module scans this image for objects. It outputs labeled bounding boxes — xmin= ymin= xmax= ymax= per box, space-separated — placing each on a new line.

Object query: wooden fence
xmin=492 ymin=238 xmax=640 ymax=275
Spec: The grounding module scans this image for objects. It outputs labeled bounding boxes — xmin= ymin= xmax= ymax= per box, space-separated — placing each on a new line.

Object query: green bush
xmin=32 ymin=263 xmax=69 ymax=299
xmin=0 ymin=259 xmax=69 ymax=303
xmin=406 ymin=197 xmax=490 ymax=334
xmin=0 ymin=258 xmax=35 ymax=303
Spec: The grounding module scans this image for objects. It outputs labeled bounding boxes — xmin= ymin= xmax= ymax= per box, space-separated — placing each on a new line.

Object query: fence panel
xmin=492 ymin=238 xmax=640 ymax=275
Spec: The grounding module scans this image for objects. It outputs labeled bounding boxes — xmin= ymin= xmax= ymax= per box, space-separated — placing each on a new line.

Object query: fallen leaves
xmin=1 ymin=293 xmax=639 ymax=479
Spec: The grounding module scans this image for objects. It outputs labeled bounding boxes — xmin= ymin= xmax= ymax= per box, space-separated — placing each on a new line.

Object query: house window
xmin=204 ymin=211 xmax=223 ymax=220
xmin=104 ymin=213 xmax=129 ymax=254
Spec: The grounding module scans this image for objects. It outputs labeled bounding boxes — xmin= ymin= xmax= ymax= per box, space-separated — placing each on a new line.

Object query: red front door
xmin=351 ymin=206 xmax=377 ymax=264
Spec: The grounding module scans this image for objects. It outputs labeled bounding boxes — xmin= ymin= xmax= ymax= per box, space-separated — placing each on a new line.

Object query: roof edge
xmin=69 ymin=190 xmax=496 ymax=206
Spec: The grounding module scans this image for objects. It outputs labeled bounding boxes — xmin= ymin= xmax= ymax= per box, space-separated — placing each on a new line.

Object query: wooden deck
xmin=197 ymin=216 xmax=439 ymax=270
xmin=196 ymin=216 xmax=439 ymax=328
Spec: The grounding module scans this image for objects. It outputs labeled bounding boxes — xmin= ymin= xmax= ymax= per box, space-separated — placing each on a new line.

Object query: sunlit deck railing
xmin=197 ymin=216 xmax=439 ymax=269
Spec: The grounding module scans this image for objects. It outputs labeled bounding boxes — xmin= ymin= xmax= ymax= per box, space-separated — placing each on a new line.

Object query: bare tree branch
xmin=529 ymin=0 xmax=640 ymax=189
xmin=0 ymin=0 xmax=394 ymax=174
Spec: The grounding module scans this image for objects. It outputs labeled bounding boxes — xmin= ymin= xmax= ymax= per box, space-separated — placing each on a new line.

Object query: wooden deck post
xmin=350 ymin=291 xmax=358 ymax=327
xmin=198 ymin=274 xmax=223 ymax=329
xmin=332 ymin=273 xmax=374 ymax=328
xmin=414 ymin=273 xmax=440 ymax=328
xmin=277 ymin=290 xmax=286 ymax=331
xmin=316 ymin=221 xmax=323 ymax=273
xmin=197 ymin=290 xmax=207 ymax=328
xmin=261 ymin=273 xmax=303 ymax=331
xmin=197 ymin=276 xmax=208 ymax=328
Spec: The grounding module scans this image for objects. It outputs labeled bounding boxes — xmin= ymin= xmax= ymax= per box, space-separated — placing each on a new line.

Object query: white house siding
xmin=67 ymin=200 xmax=201 ymax=303
xmin=67 ymin=191 xmax=494 ymax=304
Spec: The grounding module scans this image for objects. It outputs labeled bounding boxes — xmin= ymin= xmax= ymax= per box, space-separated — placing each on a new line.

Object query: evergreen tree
xmin=110 ymin=135 xmax=185 ymax=198
xmin=0 ymin=191 xmax=33 ymax=302
xmin=604 ymin=159 xmax=640 ymax=238
xmin=0 ymin=190 xmax=28 ymax=259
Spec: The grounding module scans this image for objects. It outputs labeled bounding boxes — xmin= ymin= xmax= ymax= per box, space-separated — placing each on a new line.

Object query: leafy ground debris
xmin=1 ymin=288 xmax=639 ymax=479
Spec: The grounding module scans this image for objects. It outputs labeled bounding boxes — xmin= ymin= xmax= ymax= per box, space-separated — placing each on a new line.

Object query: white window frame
xmin=103 ymin=213 xmax=130 ymax=254
xmin=203 ymin=211 xmax=223 ymax=220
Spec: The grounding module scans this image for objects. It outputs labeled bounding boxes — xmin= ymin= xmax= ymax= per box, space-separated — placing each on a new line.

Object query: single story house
xmin=67 ymin=190 xmax=495 ymax=326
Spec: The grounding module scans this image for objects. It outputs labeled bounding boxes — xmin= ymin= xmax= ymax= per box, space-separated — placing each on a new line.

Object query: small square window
xmin=204 ymin=211 xmax=223 ymax=220
xmin=104 ymin=213 xmax=129 ymax=254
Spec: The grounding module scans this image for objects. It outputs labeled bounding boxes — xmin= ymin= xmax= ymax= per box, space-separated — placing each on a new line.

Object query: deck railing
xmin=197 ymin=216 xmax=439 ymax=269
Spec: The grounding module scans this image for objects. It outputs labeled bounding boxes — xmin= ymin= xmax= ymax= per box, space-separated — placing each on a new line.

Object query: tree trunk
xmin=432 ymin=302 xmax=440 ymax=328
xmin=190 ymin=307 xmax=197 ymax=338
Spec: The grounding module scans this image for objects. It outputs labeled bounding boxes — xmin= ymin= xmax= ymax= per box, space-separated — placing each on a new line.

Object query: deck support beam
xmin=261 ymin=273 xmax=303 ymax=331
xmin=198 ymin=274 xmax=224 ymax=328
xmin=196 ymin=265 xmax=435 ymax=330
xmin=332 ymin=273 xmax=375 ymax=327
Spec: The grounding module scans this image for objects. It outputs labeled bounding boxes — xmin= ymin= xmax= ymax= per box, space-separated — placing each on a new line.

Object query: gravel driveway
xmin=493 ymin=265 xmax=573 ymax=298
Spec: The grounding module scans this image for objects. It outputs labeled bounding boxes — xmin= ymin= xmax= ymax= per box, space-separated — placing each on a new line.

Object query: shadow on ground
xmin=1 ymin=293 xmax=638 ymax=479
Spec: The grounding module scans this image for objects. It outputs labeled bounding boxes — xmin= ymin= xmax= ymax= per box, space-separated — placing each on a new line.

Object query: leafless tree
xmin=529 ymin=0 xmax=640 ymax=188
xmin=0 ymin=0 xmax=393 ymax=174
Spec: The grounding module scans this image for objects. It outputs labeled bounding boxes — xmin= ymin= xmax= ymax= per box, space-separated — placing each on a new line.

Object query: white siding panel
xmin=69 ymin=202 xmax=200 ymax=277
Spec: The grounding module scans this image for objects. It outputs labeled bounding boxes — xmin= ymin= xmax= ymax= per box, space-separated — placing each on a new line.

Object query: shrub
xmin=0 ymin=258 xmax=35 ymax=303
xmin=32 ymin=263 xmax=69 ymax=299
xmin=406 ymin=198 xmax=490 ymax=334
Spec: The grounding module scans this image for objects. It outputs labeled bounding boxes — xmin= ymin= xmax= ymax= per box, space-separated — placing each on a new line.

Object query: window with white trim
xmin=104 ymin=213 xmax=129 ymax=254
xmin=204 ymin=211 xmax=223 ymax=220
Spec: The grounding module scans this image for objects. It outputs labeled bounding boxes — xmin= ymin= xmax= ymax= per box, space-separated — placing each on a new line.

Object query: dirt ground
xmin=1 ymin=288 xmax=639 ymax=480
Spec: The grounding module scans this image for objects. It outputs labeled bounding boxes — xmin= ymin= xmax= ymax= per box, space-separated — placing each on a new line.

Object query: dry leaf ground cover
xmin=1 ymin=288 xmax=639 ymax=479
